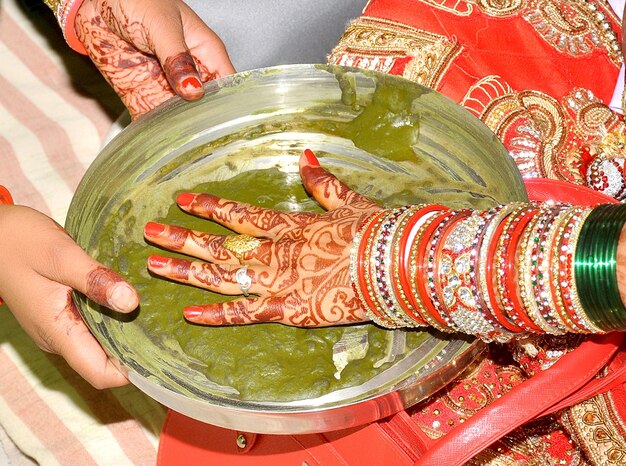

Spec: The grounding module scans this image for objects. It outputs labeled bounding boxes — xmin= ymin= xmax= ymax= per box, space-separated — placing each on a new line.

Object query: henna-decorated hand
xmin=75 ymin=0 xmax=235 ymax=118
xmin=0 ymin=205 xmax=139 ymax=388
xmin=144 ymin=150 xmax=379 ymax=327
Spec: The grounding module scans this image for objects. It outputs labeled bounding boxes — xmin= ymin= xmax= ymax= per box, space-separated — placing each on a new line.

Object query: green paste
xmin=98 ymin=166 xmax=450 ymax=401
xmin=74 ymin=67 xmax=526 ymax=403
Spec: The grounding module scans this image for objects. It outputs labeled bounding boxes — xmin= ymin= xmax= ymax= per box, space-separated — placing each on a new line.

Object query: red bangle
xmin=484 ymin=210 xmax=523 ymax=332
xmin=413 ymin=211 xmax=455 ymax=330
xmin=0 ymin=186 xmax=14 ymax=306
xmin=545 ymin=209 xmax=584 ymax=332
xmin=356 ymin=211 xmax=395 ymax=327
xmin=0 ymin=186 xmax=13 ymax=206
xmin=407 ymin=211 xmax=451 ymax=331
xmin=393 ymin=205 xmax=447 ymax=325
xmin=58 ymin=0 xmax=88 ymax=54
xmin=504 ymin=209 xmax=542 ymax=332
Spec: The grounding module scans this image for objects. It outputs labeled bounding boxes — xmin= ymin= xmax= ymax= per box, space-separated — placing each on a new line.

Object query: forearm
xmin=351 ymin=202 xmax=626 ymax=341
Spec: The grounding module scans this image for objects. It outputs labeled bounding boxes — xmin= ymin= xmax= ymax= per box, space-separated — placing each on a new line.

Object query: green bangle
xmin=575 ymin=209 xmax=603 ymax=328
xmin=574 ymin=204 xmax=626 ymax=331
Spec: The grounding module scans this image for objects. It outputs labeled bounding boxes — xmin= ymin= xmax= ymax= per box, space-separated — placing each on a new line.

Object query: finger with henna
xmin=299 ymin=150 xmax=379 ymax=211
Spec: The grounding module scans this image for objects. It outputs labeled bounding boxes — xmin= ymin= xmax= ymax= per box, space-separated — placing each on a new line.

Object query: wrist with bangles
xmin=0 ymin=186 xmax=14 ymax=306
xmin=42 ymin=0 xmax=88 ymax=54
xmin=350 ymin=201 xmax=626 ymax=341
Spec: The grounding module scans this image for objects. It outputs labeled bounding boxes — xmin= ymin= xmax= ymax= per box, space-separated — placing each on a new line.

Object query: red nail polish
xmin=0 ymin=186 xmax=13 ymax=205
xmin=177 ymin=192 xmax=195 ymax=208
xmin=303 ymin=149 xmax=320 ymax=166
xmin=181 ymin=77 xmax=202 ymax=90
xmin=144 ymin=222 xmax=165 ymax=237
xmin=148 ymin=255 xmax=169 ymax=269
xmin=184 ymin=306 xmax=204 ymax=320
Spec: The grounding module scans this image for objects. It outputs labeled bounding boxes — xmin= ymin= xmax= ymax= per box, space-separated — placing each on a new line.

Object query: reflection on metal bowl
xmin=66 ymin=64 xmax=527 ymax=434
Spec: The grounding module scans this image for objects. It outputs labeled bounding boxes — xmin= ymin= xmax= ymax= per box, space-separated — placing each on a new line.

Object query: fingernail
xmin=303 ymin=149 xmax=320 ymax=166
xmin=108 ymin=283 xmax=138 ymax=312
xmin=177 ymin=192 xmax=195 ymax=208
xmin=184 ymin=306 xmax=204 ymax=320
xmin=144 ymin=222 xmax=165 ymax=237
xmin=148 ymin=254 xmax=169 ymax=269
xmin=181 ymin=76 xmax=202 ymax=90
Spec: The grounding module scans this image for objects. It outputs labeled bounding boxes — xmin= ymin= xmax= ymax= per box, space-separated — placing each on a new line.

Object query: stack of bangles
xmin=42 ymin=0 xmax=87 ymax=54
xmin=350 ymin=202 xmax=626 ymax=342
xmin=0 ymin=186 xmax=13 ymax=307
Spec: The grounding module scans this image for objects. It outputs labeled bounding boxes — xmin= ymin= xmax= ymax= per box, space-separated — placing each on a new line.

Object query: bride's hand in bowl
xmin=144 ymin=150 xmax=379 ymax=327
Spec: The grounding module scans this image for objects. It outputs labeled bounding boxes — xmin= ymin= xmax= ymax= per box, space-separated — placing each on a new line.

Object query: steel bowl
xmin=66 ymin=64 xmax=527 ymax=434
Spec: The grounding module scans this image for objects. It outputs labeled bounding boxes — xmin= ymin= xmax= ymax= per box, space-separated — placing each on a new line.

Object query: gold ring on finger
xmin=222 ymin=234 xmax=261 ymax=263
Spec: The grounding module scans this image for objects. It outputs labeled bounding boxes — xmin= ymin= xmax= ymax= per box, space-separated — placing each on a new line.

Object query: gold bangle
xmin=518 ymin=206 xmax=560 ymax=333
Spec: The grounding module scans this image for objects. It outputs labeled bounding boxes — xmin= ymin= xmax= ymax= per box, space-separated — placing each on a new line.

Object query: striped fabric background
xmin=0 ymin=0 xmax=166 ymax=463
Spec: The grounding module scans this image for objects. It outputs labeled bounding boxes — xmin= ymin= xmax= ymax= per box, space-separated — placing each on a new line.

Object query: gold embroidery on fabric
xmin=466 ymin=81 xmax=623 ymax=186
xmin=469 ymin=83 xmax=568 ymax=180
xmin=471 ymin=0 xmax=526 ymax=17
xmin=415 ymin=0 xmax=475 ymax=16
xmin=562 ymin=88 xmax=626 ymax=191
xmin=469 ymin=419 xmax=587 ymax=465
xmin=41 ymin=0 xmax=58 ymax=10
xmin=40 ymin=0 xmax=66 ymax=24
xmin=438 ymin=359 xmax=523 ymax=416
xmin=417 ymin=0 xmax=621 ymax=62
xmin=462 ymin=76 xmax=624 ymax=187
xmin=563 ymin=392 xmax=626 ymax=465
xmin=565 ymin=88 xmax=619 ymax=137
xmin=441 ymin=383 xmax=495 ymax=415
xmin=522 ymin=0 xmax=622 ymax=65
xmin=601 ymin=0 xmax=622 ymax=25
xmin=594 ymin=129 xmax=626 ymax=160
xmin=416 ymin=0 xmax=525 ymax=17
xmin=461 ymin=75 xmax=516 ymax=123
xmin=467 ymin=449 xmax=518 ymax=465
xmin=329 ymin=17 xmax=462 ymax=89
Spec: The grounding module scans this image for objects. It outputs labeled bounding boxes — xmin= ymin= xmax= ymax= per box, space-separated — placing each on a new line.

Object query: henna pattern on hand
xmin=163 ymin=52 xmax=202 ymax=96
xmin=194 ymin=57 xmax=218 ymax=83
xmin=77 ymin=12 xmax=172 ymax=117
xmin=75 ymin=0 xmax=222 ymax=118
xmin=158 ymin=224 xmax=191 ymax=252
xmin=145 ymin=156 xmax=377 ymax=327
xmin=183 ymin=194 xmax=298 ymax=237
xmin=61 ymin=288 xmax=84 ymax=325
xmin=301 ymin=165 xmax=378 ymax=211
xmin=86 ymin=266 xmax=127 ymax=307
xmin=150 ymin=207 xmax=369 ymax=326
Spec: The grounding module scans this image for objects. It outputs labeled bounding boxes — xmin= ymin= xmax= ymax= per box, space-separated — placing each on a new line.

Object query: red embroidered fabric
xmin=330 ymin=0 xmax=625 ymax=194
xmin=363 ymin=0 xmax=620 ymax=103
xmin=329 ymin=0 xmax=626 ymax=463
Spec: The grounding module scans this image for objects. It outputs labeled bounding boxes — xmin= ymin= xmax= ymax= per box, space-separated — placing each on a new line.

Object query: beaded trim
xmin=349 ymin=202 xmax=621 ymax=338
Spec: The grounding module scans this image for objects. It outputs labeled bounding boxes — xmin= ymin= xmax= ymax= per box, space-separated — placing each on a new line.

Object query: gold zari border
xmin=329 ymin=16 xmax=462 ymax=90
xmin=563 ymin=392 xmax=626 ymax=464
